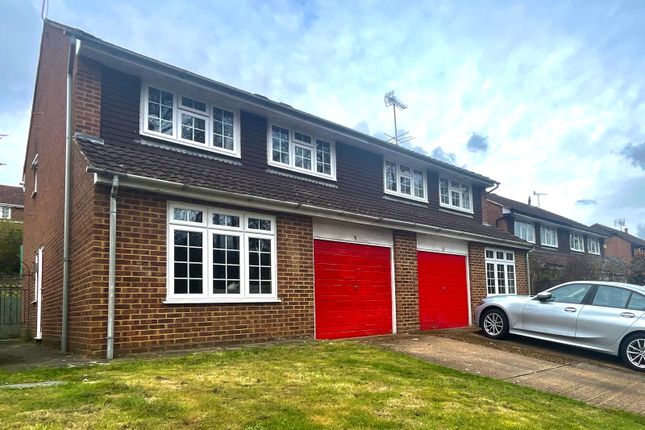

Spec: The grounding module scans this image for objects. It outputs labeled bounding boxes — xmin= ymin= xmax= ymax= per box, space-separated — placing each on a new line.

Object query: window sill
xmin=140 ymin=130 xmax=241 ymax=159
xmin=164 ymin=298 xmax=282 ymax=305
xmin=267 ymin=160 xmax=336 ymax=182
xmin=540 ymin=244 xmax=558 ymax=249
xmin=383 ymin=189 xmax=428 ymax=204
xmin=570 ymin=249 xmax=585 ymax=253
xmin=438 ymin=203 xmax=473 ymax=215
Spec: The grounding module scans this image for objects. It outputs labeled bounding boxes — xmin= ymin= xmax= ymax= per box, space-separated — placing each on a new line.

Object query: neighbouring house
xmin=0 ymin=185 xmax=24 ymax=223
xmin=22 ymin=20 xmax=532 ymax=358
xmin=483 ymin=194 xmax=612 ymax=291
xmin=589 ymin=224 xmax=645 ymax=265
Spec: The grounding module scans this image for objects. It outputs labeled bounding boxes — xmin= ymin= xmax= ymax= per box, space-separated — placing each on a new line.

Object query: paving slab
xmin=367 ymin=334 xmax=645 ymax=415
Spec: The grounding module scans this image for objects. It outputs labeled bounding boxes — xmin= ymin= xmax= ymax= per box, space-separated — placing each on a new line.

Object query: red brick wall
xmin=73 ymin=58 xmax=102 ymax=136
xmin=604 ymin=236 xmax=633 ymax=265
xmin=21 ymin=23 xmax=69 ymax=344
xmin=6 ymin=207 xmax=24 ymax=222
xmin=393 ymin=230 xmax=419 ymax=333
xmin=482 ymin=199 xmax=503 ymax=227
xmin=82 ymin=189 xmax=315 ymax=357
xmin=468 ymin=242 xmax=528 ymax=324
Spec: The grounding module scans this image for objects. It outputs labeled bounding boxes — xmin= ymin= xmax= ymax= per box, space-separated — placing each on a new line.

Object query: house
xmin=483 ymin=194 xmax=609 ymax=291
xmin=22 ymin=20 xmax=532 ymax=358
xmin=589 ymin=224 xmax=645 ymax=265
xmin=0 ymin=185 xmax=24 ymax=222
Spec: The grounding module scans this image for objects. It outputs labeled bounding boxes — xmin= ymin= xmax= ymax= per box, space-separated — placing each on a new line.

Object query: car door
xmin=521 ymin=283 xmax=593 ymax=338
xmin=576 ymin=286 xmax=645 ymax=346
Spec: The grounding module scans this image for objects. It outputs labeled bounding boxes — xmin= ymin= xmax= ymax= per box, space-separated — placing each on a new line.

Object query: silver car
xmin=475 ymin=281 xmax=645 ymax=371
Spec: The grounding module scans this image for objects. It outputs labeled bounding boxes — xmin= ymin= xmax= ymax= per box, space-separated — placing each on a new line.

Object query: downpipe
xmin=106 ymin=175 xmax=119 ymax=360
xmin=526 ymin=247 xmax=535 ymax=295
xmin=61 ymin=35 xmax=79 ymax=353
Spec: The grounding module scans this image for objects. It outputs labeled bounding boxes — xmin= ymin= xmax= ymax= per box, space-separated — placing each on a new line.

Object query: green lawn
xmin=0 ymin=342 xmax=643 ymax=429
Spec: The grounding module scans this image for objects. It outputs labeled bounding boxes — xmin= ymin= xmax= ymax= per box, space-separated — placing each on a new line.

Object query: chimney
xmin=528 ymin=196 xmax=532 ymax=206
xmin=625 ymin=228 xmax=629 ymax=234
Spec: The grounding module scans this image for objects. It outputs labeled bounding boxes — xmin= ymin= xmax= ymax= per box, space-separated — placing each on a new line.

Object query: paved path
xmin=368 ymin=334 xmax=645 ymax=415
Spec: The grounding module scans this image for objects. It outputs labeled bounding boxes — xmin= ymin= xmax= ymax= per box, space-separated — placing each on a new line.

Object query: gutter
xmin=88 ymin=167 xmax=533 ymax=250
xmin=106 ymin=175 xmax=119 ymax=360
xmin=61 ymin=35 xmax=79 ymax=353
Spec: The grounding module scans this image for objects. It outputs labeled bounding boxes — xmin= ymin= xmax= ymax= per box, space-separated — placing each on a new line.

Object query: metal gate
xmin=0 ymin=276 xmax=22 ymax=338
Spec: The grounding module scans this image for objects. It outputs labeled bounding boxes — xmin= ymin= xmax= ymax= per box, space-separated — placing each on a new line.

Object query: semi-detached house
xmin=22 ymin=21 xmax=531 ymax=358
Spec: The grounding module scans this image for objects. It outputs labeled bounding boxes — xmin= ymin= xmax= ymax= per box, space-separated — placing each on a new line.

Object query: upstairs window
xmin=384 ymin=161 xmax=426 ymax=202
xmin=570 ymin=232 xmax=585 ymax=252
xmin=514 ymin=221 xmax=535 ymax=243
xmin=439 ymin=178 xmax=472 ymax=212
xmin=587 ymin=237 xmax=601 ymax=255
xmin=268 ymin=124 xmax=336 ymax=180
xmin=540 ymin=225 xmax=558 ymax=248
xmin=142 ymin=84 xmax=239 ymax=157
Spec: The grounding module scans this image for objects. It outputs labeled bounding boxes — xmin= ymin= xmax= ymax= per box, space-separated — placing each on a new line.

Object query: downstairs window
xmin=167 ymin=203 xmax=277 ymax=303
xmin=485 ymin=248 xmax=516 ymax=295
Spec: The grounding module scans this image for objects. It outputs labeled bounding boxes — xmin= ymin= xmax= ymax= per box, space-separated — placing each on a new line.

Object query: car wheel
xmin=620 ymin=333 xmax=645 ymax=372
xmin=481 ymin=308 xmax=509 ymax=339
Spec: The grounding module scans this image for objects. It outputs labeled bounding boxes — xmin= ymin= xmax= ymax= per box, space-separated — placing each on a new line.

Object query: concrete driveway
xmin=367 ymin=331 xmax=645 ymax=415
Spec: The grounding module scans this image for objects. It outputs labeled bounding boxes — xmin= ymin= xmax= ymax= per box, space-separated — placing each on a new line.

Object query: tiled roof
xmin=487 ymin=194 xmax=601 ymax=235
xmin=0 ymin=185 xmax=24 ymax=206
xmin=77 ymin=137 xmax=529 ymax=247
xmin=590 ymin=224 xmax=645 ymax=247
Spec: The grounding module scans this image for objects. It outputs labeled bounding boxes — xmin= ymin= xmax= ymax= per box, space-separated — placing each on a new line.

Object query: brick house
xmin=589 ymin=224 xmax=645 ymax=265
xmin=0 ymin=185 xmax=24 ymax=222
xmin=483 ymin=194 xmax=608 ymax=291
xmin=22 ymin=21 xmax=531 ymax=358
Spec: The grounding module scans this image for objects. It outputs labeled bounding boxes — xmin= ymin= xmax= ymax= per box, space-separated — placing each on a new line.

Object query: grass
xmin=0 ymin=342 xmax=643 ymax=429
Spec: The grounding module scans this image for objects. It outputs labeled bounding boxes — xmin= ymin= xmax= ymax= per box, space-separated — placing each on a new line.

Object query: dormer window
xmin=587 ymin=237 xmax=601 ymax=255
xmin=267 ymin=124 xmax=336 ymax=180
xmin=570 ymin=233 xmax=585 ymax=252
xmin=141 ymin=84 xmax=240 ymax=157
xmin=439 ymin=178 xmax=472 ymax=212
xmin=383 ymin=161 xmax=426 ymax=202
xmin=514 ymin=221 xmax=535 ymax=243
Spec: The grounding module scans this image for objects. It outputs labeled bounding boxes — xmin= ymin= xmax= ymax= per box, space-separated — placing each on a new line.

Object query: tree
xmin=627 ymin=255 xmax=645 ymax=285
xmin=0 ymin=221 xmax=23 ymax=275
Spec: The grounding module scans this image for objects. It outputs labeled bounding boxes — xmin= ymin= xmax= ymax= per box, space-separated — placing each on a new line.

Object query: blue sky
xmin=1 ymin=0 xmax=644 ymax=237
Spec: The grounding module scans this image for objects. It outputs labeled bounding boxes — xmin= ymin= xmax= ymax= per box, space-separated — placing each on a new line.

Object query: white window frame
xmin=485 ymin=248 xmax=517 ymax=296
xmin=0 ymin=206 xmax=10 ymax=219
xmin=587 ymin=237 xmax=601 ymax=255
xmin=266 ymin=122 xmax=337 ymax=181
xmin=166 ymin=202 xmax=278 ymax=304
xmin=570 ymin=232 xmax=585 ymax=253
xmin=439 ymin=177 xmax=473 ymax=213
xmin=383 ymin=160 xmax=428 ymax=203
xmin=539 ymin=225 xmax=558 ymax=248
xmin=140 ymin=83 xmax=241 ymax=158
xmin=514 ymin=220 xmax=535 ymax=244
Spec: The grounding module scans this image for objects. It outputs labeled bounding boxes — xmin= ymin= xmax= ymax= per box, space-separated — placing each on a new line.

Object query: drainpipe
xmin=526 ymin=247 xmax=535 ymax=295
xmin=106 ymin=175 xmax=119 ymax=360
xmin=61 ymin=36 xmax=79 ymax=353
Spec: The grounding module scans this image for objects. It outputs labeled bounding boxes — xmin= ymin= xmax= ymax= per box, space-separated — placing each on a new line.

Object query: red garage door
xmin=315 ymin=240 xmax=392 ymax=339
xmin=417 ymin=251 xmax=469 ymax=330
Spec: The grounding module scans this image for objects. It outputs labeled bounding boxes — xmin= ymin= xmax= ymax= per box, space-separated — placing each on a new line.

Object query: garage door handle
xmin=620 ymin=312 xmax=635 ymax=318
xmin=564 ymin=307 xmax=577 ymax=312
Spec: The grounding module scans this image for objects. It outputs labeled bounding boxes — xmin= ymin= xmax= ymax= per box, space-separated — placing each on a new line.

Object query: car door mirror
xmin=536 ymin=292 xmax=552 ymax=301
